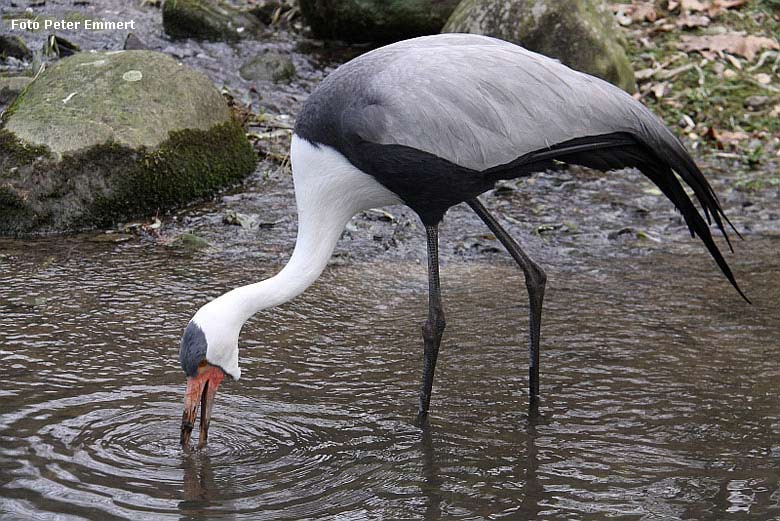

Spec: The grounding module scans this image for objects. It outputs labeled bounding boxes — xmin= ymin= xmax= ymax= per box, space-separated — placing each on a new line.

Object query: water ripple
xmin=1 ymin=236 xmax=779 ymax=519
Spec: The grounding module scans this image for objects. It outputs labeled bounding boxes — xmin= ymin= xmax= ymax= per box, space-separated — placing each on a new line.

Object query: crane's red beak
xmin=180 ymin=364 xmax=224 ymax=449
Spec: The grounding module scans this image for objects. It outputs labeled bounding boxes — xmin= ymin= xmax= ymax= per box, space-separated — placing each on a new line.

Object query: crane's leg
xmin=418 ymin=224 xmax=446 ymax=420
xmin=467 ymin=198 xmax=546 ymax=417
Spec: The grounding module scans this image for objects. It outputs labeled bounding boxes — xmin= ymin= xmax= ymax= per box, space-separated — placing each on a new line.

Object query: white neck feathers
xmin=196 ymin=135 xmax=401 ymax=336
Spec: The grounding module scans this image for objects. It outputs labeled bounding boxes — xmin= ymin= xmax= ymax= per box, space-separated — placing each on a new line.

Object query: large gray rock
xmin=443 ymin=0 xmax=636 ymax=92
xmin=162 ymin=0 xmax=261 ymax=41
xmin=299 ymin=0 xmax=461 ymax=43
xmin=0 ymin=50 xmax=256 ymax=235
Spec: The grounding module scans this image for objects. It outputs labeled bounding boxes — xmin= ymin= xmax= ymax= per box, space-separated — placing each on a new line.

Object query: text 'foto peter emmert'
xmin=8 ymin=18 xmax=136 ymax=31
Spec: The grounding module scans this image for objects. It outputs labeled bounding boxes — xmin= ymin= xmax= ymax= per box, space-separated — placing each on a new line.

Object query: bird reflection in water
xmin=518 ymin=419 xmax=544 ymax=519
xmin=419 ymin=421 xmax=443 ymax=520
xmin=178 ymin=452 xmax=235 ymax=520
xmin=418 ymin=417 xmax=545 ymax=518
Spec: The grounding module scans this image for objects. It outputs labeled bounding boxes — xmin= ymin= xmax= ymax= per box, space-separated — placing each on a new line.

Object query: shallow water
xmin=0 ymin=232 xmax=778 ymax=520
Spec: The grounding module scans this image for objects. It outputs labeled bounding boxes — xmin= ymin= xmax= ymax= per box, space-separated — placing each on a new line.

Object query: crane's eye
xmin=196 ymin=359 xmax=209 ymax=375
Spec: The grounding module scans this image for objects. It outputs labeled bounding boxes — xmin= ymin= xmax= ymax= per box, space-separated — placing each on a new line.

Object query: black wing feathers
xmin=485 ymin=132 xmax=748 ymax=302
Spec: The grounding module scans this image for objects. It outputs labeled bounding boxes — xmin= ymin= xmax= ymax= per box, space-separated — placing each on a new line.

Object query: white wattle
xmin=194 ymin=134 xmax=402 ymax=379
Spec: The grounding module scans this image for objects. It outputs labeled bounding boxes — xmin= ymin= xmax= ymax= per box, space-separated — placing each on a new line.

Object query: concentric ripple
xmin=0 ymin=380 xmax=422 ymax=519
xmin=2 ymin=236 xmax=780 ymax=519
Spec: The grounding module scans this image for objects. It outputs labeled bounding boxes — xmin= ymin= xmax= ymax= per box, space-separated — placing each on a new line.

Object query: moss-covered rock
xmin=5 ymin=51 xmax=233 ymax=156
xmin=0 ymin=35 xmax=32 ymax=60
xmin=443 ymin=0 xmax=636 ymax=92
xmin=299 ymin=0 xmax=461 ymax=43
xmin=0 ymin=51 xmax=256 ymax=235
xmin=162 ymin=0 xmax=261 ymax=41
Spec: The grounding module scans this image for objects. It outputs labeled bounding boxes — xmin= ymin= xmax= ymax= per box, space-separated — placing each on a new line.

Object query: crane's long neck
xmin=229 ymin=199 xmax=349 ymax=322
xmin=201 ymin=135 xmax=401 ymax=330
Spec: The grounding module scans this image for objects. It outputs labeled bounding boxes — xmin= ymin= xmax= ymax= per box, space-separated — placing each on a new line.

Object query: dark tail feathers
xmin=484 ymin=132 xmax=749 ymax=303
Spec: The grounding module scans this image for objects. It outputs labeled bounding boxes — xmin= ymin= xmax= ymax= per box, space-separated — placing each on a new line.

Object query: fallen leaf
xmin=705 ymin=127 xmax=751 ymax=148
xmin=680 ymin=0 xmax=708 ymax=12
xmin=653 ymin=22 xmax=677 ymax=32
xmin=223 ymin=209 xmax=260 ymax=229
xmin=676 ymin=13 xmax=710 ymax=28
xmin=670 ymin=0 xmax=749 ymax=16
xmin=714 ymin=0 xmax=748 ymax=7
xmin=708 ymin=0 xmax=748 ymax=17
xmin=632 ymin=2 xmax=657 ymax=22
xmin=611 ymin=1 xmax=657 ymax=24
xmin=678 ymin=33 xmax=780 ymax=61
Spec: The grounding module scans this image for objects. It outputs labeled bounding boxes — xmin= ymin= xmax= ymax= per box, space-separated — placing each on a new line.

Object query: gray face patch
xmin=180 ymin=321 xmax=208 ymax=377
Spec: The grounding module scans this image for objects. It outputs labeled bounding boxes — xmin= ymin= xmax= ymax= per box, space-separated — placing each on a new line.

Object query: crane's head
xmin=178 ymin=307 xmax=242 ymax=449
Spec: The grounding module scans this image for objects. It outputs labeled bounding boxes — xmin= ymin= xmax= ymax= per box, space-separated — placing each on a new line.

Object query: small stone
xmin=223 ymin=209 xmax=260 ymax=228
xmin=678 ymin=114 xmax=695 ymax=131
xmin=239 ymin=52 xmax=296 ymax=83
xmin=124 ymin=33 xmax=148 ymax=50
xmin=171 ymin=232 xmax=210 ymax=249
xmin=744 ymin=95 xmax=770 ymax=110
xmin=221 ymin=194 xmax=244 ymax=203
xmin=493 ymin=182 xmax=516 ymax=196
xmin=608 ymin=227 xmax=636 ymax=240
xmin=536 ymin=223 xmax=565 ymax=235
xmin=162 ymin=45 xmax=195 ymax=58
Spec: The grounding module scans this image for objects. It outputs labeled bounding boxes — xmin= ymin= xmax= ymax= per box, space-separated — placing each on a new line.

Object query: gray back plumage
xmin=295 ymin=33 xmax=747 ymax=300
xmin=298 ymin=33 xmax=666 ymax=171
